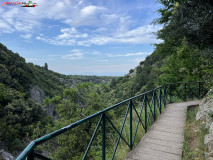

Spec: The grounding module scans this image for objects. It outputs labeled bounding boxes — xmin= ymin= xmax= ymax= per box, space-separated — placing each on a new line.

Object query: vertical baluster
xmin=184 ymin=83 xmax=187 ymax=101
xmin=145 ymin=94 xmax=147 ymax=133
xmin=164 ymin=85 xmax=167 ymax=107
xmin=169 ymin=84 xmax=172 ymax=103
xmin=154 ymin=91 xmax=156 ymax=121
xmin=159 ymin=88 xmax=162 ymax=114
xmin=129 ymin=100 xmax=133 ymax=149
xmin=102 ymin=113 xmax=106 ymax=160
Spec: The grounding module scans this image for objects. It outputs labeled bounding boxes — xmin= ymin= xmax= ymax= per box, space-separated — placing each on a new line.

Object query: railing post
xmin=145 ymin=94 xmax=147 ymax=133
xmin=184 ymin=83 xmax=187 ymax=101
xmin=159 ymin=88 xmax=162 ymax=114
xmin=129 ymin=100 xmax=133 ymax=149
xmin=27 ymin=150 xmax=34 ymax=160
xmin=153 ymin=91 xmax=156 ymax=121
xmin=169 ymin=84 xmax=172 ymax=103
xmin=163 ymin=85 xmax=167 ymax=107
xmin=102 ymin=113 xmax=106 ymax=160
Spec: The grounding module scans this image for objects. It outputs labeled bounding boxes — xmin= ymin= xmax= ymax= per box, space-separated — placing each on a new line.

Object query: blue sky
xmin=0 ymin=0 xmax=162 ymax=76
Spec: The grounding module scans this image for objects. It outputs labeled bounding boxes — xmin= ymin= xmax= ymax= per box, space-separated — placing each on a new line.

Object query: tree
xmin=44 ymin=62 xmax=48 ymax=70
xmin=157 ymin=39 xmax=204 ymax=84
xmin=156 ymin=0 xmax=213 ymax=47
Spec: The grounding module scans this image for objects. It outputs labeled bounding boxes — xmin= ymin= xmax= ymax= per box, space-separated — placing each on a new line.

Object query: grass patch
xmin=182 ymin=105 xmax=208 ymax=160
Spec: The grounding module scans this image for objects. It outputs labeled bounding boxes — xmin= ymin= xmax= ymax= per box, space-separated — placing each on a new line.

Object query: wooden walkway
xmin=125 ymin=100 xmax=200 ymax=160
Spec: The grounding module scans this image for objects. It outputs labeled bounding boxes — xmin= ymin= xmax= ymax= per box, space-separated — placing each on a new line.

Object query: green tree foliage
xmin=44 ymin=62 xmax=48 ymax=70
xmin=156 ymin=0 xmax=213 ymax=47
xmin=0 ymin=43 xmax=66 ymax=97
xmin=0 ymin=84 xmax=48 ymax=151
xmin=39 ymin=82 xmax=107 ymax=159
xmin=155 ymin=0 xmax=213 ymax=83
xmin=158 ymin=39 xmax=204 ymax=84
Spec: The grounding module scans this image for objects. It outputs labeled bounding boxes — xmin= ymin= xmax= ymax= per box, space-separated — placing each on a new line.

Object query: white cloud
xmin=0 ymin=19 xmax=14 ymax=33
xmin=61 ymin=49 xmax=83 ymax=60
xmin=0 ymin=0 xmax=107 ymax=34
xmin=36 ymin=24 xmax=161 ymax=46
xmin=20 ymin=33 xmax=32 ymax=39
xmin=56 ymin=27 xmax=88 ymax=40
xmin=36 ymin=36 xmax=76 ymax=45
xmin=0 ymin=0 xmax=162 ymax=48
xmin=62 ymin=53 xmax=83 ymax=60
xmin=81 ymin=5 xmax=102 ymax=15
xmin=107 ymin=52 xmax=150 ymax=57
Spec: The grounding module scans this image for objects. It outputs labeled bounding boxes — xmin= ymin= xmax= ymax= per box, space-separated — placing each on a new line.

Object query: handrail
xmin=16 ymin=81 xmax=207 ymax=160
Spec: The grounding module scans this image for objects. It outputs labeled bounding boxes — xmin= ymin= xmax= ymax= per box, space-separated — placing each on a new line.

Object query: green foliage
xmin=0 ymin=84 xmax=48 ymax=151
xmin=0 ymin=43 xmax=66 ymax=97
xmin=155 ymin=0 xmax=181 ymax=24
xmin=129 ymin=69 xmax=134 ymax=73
xmin=158 ymin=39 xmax=204 ymax=84
xmin=44 ymin=62 xmax=48 ymax=70
xmin=156 ymin=0 xmax=213 ymax=47
xmin=37 ymin=82 xmax=107 ymax=159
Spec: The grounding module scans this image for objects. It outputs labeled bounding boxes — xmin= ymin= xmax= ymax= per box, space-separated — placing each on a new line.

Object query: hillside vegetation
xmin=0 ymin=43 xmax=115 ymax=152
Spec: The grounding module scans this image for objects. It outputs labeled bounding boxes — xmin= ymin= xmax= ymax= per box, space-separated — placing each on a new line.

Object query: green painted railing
xmin=16 ymin=81 xmax=208 ymax=160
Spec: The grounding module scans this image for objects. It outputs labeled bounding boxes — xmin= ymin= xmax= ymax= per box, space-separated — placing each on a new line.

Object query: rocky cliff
xmin=30 ymin=85 xmax=57 ymax=119
xmin=196 ymin=88 xmax=213 ymax=160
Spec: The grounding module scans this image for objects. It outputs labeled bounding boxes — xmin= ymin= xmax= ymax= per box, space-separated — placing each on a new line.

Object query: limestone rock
xmin=196 ymin=88 xmax=213 ymax=159
xmin=205 ymin=134 xmax=213 ymax=151
xmin=206 ymin=151 xmax=213 ymax=160
xmin=210 ymin=122 xmax=213 ymax=134
xmin=30 ymin=85 xmax=57 ymax=119
xmin=207 ymin=157 xmax=213 ymax=160
xmin=196 ymin=89 xmax=213 ymax=128
xmin=30 ymin=85 xmax=45 ymax=104
xmin=0 ymin=150 xmax=15 ymax=160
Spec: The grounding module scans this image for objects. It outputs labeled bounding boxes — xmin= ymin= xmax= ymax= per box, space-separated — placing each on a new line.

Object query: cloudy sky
xmin=0 ymin=0 xmax=162 ymax=76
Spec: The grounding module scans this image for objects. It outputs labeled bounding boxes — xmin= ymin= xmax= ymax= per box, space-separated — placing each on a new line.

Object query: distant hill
xmin=0 ymin=43 xmax=116 ymax=97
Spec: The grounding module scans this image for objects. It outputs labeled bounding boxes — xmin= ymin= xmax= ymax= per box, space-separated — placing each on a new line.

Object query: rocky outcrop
xmin=196 ymin=88 xmax=213 ymax=160
xmin=0 ymin=150 xmax=15 ymax=160
xmin=205 ymin=131 xmax=213 ymax=160
xmin=45 ymin=103 xmax=57 ymax=118
xmin=196 ymin=88 xmax=213 ymax=128
xmin=30 ymin=85 xmax=57 ymax=119
xmin=30 ymin=85 xmax=46 ymax=104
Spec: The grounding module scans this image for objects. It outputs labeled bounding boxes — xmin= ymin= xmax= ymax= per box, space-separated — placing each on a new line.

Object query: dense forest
xmin=0 ymin=0 xmax=212 ymax=159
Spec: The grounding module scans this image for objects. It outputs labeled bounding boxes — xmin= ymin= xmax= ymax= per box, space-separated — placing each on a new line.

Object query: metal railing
xmin=16 ymin=81 xmax=208 ymax=160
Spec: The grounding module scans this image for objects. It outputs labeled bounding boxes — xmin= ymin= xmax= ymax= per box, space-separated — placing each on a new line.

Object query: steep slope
xmin=0 ymin=43 xmax=115 ymax=153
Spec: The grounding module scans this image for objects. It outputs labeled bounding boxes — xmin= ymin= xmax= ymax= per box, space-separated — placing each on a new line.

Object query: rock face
xmin=0 ymin=150 xmax=15 ymax=160
xmin=196 ymin=88 xmax=213 ymax=160
xmin=30 ymin=85 xmax=46 ymax=104
xmin=196 ymin=88 xmax=213 ymax=128
xmin=30 ymin=85 xmax=57 ymax=119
